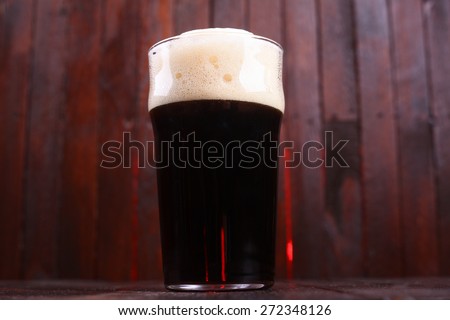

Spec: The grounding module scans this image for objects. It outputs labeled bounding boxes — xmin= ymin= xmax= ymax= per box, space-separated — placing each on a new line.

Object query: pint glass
xmin=148 ymin=29 xmax=284 ymax=291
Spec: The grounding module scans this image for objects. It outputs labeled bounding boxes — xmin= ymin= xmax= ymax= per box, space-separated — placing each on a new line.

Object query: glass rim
xmin=148 ymin=28 xmax=283 ymax=53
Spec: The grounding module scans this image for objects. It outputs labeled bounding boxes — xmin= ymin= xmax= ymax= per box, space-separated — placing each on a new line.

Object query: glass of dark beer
xmin=148 ymin=28 xmax=284 ymax=291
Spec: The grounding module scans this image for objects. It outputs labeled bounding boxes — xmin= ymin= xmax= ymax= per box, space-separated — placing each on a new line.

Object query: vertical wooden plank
xmin=355 ymin=0 xmax=402 ymax=276
xmin=24 ymin=0 xmax=68 ymax=279
xmin=212 ymin=0 xmax=247 ymax=29
xmin=173 ymin=0 xmax=209 ymax=34
xmin=423 ymin=0 xmax=450 ymax=275
xmin=58 ymin=1 xmax=101 ymax=279
xmin=0 ymin=0 xmax=34 ymax=279
xmin=390 ymin=0 xmax=438 ymax=276
xmin=248 ymin=0 xmax=282 ymax=44
xmin=319 ymin=0 xmax=363 ymax=277
xmin=248 ymin=0 xmax=286 ymax=279
xmin=23 ymin=0 xmax=68 ymax=279
xmin=135 ymin=0 xmax=173 ymax=280
xmin=284 ymin=0 xmax=324 ymax=278
xmin=97 ymin=0 xmax=138 ymax=280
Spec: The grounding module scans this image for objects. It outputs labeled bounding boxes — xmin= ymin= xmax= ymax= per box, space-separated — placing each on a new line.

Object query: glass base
xmin=166 ymin=282 xmax=273 ymax=291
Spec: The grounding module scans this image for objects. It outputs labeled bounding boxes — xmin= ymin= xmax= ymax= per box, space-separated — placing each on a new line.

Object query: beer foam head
xmin=148 ymin=28 xmax=284 ymax=112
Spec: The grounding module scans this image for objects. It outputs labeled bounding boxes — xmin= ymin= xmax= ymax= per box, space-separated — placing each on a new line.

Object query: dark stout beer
xmin=150 ymin=100 xmax=282 ymax=287
xmin=149 ymin=29 xmax=284 ymax=290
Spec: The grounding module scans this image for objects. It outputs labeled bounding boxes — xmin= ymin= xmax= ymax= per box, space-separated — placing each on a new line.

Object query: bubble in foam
xmin=223 ymin=74 xmax=232 ymax=82
xmin=209 ymin=56 xmax=219 ymax=69
xmin=148 ymin=28 xmax=284 ymax=112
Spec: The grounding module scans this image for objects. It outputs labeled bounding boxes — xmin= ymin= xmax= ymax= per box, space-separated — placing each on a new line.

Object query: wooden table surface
xmin=1 ymin=279 xmax=449 ymax=300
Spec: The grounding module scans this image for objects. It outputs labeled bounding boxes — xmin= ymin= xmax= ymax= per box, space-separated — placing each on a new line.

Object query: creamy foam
xmin=148 ymin=28 xmax=284 ymax=112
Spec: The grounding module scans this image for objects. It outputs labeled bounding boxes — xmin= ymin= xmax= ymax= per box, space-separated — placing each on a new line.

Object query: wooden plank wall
xmin=0 ymin=0 xmax=449 ymax=280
